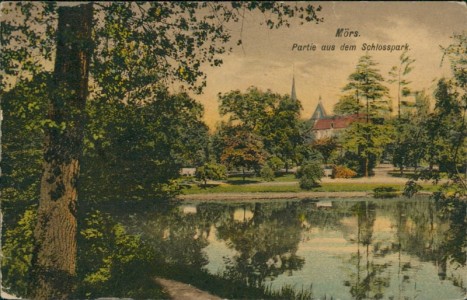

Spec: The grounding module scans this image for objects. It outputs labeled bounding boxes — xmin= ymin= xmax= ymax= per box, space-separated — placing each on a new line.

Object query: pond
xmin=79 ymin=197 xmax=465 ymax=300
xmin=4 ymin=197 xmax=464 ymax=299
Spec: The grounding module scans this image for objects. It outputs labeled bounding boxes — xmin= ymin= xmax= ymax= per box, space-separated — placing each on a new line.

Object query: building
xmin=289 ymin=76 xmax=362 ymax=139
xmin=310 ymin=97 xmax=364 ymax=139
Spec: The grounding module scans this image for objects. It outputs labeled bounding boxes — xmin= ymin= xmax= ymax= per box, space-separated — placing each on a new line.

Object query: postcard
xmin=1 ymin=2 xmax=465 ymax=299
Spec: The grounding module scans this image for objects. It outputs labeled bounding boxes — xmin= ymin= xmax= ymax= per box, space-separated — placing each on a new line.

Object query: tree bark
xmin=365 ymin=156 xmax=369 ymax=177
xmin=32 ymin=4 xmax=93 ymax=300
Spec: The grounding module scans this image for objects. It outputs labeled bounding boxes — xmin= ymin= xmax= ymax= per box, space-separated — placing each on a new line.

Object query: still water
xmin=107 ymin=197 xmax=465 ymax=299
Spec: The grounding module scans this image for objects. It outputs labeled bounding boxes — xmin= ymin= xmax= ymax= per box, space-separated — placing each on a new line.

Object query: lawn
xmin=181 ymin=181 xmax=439 ymax=195
xmin=225 ymin=173 xmax=298 ymax=184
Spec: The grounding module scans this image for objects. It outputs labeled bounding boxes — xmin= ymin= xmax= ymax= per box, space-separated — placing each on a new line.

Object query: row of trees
xmin=318 ymin=36 xmax=465 ymax=187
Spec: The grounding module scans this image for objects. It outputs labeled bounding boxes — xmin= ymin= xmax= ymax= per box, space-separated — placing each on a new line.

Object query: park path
xmin=154 ymin=278 xmax=222 ymax=300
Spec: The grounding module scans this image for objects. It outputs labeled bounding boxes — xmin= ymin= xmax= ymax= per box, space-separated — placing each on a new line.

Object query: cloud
xmin=193 ymin=2 xmax=465 ymax=128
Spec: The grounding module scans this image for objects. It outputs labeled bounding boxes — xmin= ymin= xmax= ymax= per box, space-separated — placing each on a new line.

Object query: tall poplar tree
xmin=388 ymin=50 xmax=416 ymax=119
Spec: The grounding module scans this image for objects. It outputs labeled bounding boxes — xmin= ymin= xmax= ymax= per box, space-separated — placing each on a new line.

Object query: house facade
xmin=310 ymin=98 xmax=363 ymax=139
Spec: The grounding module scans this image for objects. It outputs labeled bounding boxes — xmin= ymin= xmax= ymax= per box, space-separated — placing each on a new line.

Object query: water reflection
xmin=6 ymin=198 xmax=462 ymax=299
xmin=109 ymin=198 xmax=465 ymax=299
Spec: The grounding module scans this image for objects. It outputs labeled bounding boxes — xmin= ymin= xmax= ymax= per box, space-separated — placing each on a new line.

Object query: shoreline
xmin=179 ymin=191 xmax=368 ymax=201
xmin=176 ymin=191 xmax=435 ymax=201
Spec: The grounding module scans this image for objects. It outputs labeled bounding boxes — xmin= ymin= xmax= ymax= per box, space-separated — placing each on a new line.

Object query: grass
xmin=226 ymin=173 xmax=298 ymax=184
xmin=182 ymin=182 xmax=439 ymax=195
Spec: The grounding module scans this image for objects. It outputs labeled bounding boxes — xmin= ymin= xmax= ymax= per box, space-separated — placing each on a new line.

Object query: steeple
xmin=291 ymin=74 xmax=297 ymax=101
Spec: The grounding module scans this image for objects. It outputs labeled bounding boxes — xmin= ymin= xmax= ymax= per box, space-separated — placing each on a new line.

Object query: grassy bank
xmin=182 ymin=182 xmax=439 ymax=195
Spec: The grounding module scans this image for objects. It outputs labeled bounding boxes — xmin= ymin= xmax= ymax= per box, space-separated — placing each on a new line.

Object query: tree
xmin=31 ymin=5 xmax=93 ymax=299
xmin=389 ymin=90 xmax=431 ymax=174
xmin=195 ymin=162 xmax=226 ymax=186
xmin=1 ymin=2 xmax=323 ymax=298
xmin=260 ymin=95 xmax=304 ymax=172
xmin=338 ymin=55 xmax=391 ymax=177
xmin=312 ymin=137 xmax=338 ymax=164
xmin=388 ymin=50 xmax=416 ymax=119
xmin=342 ymin=54 xmax=390 ymax=121
xmin=334 ymin=94 xmax=364 ymax=116
xmin=296 ymin=161 xmax=324 ymax=190
xmin=220 ymin=125 xmax=267 ymax=181
xmin=340 ymin=122 xmax=393 ymax=177
xmin=80 ymin=89 xmax=208 ymax=202
xmin=218 ymin=87 xmax=305 ymax=173
xmin=218 ymin=87 xmax=280 ymax=131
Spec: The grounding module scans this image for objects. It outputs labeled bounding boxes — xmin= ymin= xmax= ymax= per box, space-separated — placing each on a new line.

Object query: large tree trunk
xmin=32 ymin=4 xmax=93 ymax=299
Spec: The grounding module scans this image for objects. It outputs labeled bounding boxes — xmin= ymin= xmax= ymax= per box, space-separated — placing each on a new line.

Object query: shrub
xmin=260 ymin=165 xmax=275 ymax=181
xmin=373 ymin=186 xmax=399 ymax=198
xmin=297 ymin=161 xmax=324 ymax=190
xmin=332 ymin=165 xmax=357 ymax=178
xmin=403 ymin=180 xmax=422 ymax=198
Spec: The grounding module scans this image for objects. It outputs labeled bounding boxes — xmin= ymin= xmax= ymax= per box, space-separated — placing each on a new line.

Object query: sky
xmin=188 ymin=2 xmax=466 ymax=129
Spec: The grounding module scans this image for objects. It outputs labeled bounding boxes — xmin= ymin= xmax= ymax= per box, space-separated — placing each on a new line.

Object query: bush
xmin=260 ymin=165 xmax=275 ymax=181
xmin=373 ymin=186 xmax=399 ymax=198
xmin=403 ymin=180 xmax=422 ymax=198
xmin=296 ymin=161 xmax=324 ymax=190
xmin=332 ymin=165 xmax=357 ymax=178
xmin=336 ymin=151 xmax=377 ymax=177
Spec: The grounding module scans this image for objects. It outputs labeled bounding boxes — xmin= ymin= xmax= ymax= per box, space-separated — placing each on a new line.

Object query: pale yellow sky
xmin=186 ymin=2 xmax=466 ymax=129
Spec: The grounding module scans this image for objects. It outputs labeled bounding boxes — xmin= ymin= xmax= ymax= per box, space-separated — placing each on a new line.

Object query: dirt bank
xmin=155 ymin=277 xmax=221 ymax=300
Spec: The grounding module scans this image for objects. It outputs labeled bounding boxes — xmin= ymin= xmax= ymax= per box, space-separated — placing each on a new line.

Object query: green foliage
xmin=312 ymin=137 xmax=338 ymax=164
xmin=388 ymin=90 xmax=432 ymax=174
xmin=332 ymin=165 xmax=357 ymax=179
xmin=218 ymin=87 xmax=281 ymax=130
xmin=263 ymin=284 xmax=313 ymax=300
xmin=195 ymin=162 xmax=227 ymax=185
xmin=217 ymin=86 xmax=307 ymax=172
xmin=76 ymin=210 xmax=165 ymax=299
xmin=2 ymin=2 xmax=323 ymax=94
xmin=408 ymin=33 xmax=467 ymax=199
xmin=219 ymin=125 xmax=268 ymax=178
xmin=441 ymin=31 xmax=466 ymax=90
xmin=2 ymin=209 xmax=37 ymax=298
xmin=373 ymin=186 xmax=399 ymax=198
xmin=342 ymin=54 xmax=391 ymax=119
xmin=296 ymin=161 xmax=324 ymax=190
xmin=340 ymin=122 xmax=393 ymax=176
xmin=267 ymin=156 xmax=285 ymax=172
xmin=260 ymin=95 xmax=304 ymax=169
xmin=81 ymin=89 xmax=208 ymax=202
xmin=403 ymin=180 xmax=423 ymax=198
xmin=334 ymin=94 xmax=364 ymax=116
xmin=260 ymin=165 xmax=275 ymax=181
xmin=1 ymin=73 xmax=50 ymax=210
xmin=388 ymin=50 xmax=416 ymax=118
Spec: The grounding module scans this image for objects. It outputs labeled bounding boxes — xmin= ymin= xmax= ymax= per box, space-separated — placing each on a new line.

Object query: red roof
xmin=313 ymin=114 xmax=364 ymax=130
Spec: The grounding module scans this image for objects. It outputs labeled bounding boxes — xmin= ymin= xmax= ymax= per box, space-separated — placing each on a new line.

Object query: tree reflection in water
xmin=341 ymin=201 xmax=391 ymax=300
xmin=216 ymin=202 xmax=305 ymax=288
xmin=79 ymin=198 xmax=465 ymax=299
xmin=5 ymin=198 xmax=464 ymax=299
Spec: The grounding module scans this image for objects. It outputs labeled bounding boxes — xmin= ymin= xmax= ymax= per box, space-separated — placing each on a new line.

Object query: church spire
xmin=291 ymin=75 xmax=297 ymax=101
